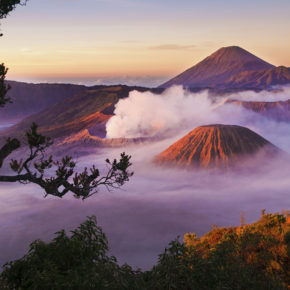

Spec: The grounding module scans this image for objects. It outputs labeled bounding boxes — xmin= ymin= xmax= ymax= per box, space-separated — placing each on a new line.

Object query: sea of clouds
xmin=106 ymin=85 xmax=290 ymax=150
xmin=0 ymin=85 xmax=290 ymax=270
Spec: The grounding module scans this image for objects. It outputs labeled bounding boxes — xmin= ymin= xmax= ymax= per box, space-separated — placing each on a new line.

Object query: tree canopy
xmin=1 ymin=212 xmax=289 ymax=289
xmin=0 ymin=0 xmax=27 ymax=19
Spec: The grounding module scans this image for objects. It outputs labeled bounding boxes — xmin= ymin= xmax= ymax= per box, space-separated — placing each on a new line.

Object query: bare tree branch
xmin=0 ymin=123 xmax=133 ymax=199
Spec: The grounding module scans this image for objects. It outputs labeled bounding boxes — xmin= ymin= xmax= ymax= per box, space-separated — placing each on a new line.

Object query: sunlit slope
xmin=2 ymin=85 xmax=154 ymax=139
xmin=156 ymin=124 xmax=279 ymax=168
xmin=227 ymin=99 xmax=290 ymax=122
xmin=160 ymin=46 xmax=290 ymax=89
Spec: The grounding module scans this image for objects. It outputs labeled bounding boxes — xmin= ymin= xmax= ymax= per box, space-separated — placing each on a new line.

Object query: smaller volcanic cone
xmin=155 ymin=124 xmax=280 ymax=168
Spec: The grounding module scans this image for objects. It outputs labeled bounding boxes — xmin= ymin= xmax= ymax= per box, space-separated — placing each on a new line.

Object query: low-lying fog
xmin=0 ymin=86 xmax=290 ymax=270
xmin=0 ymin=123 xmax=14 ymax=131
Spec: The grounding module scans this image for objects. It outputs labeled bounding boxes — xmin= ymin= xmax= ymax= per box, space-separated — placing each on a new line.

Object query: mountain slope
xmin=226 ymin=98 xmax=290 ymax=122
xmin=159 ymin=46 xmax=287 ymax=89
xmin=225 ymin=66 xmax=290 ymax=89
xmin=2 ymin=85 xmax=160 ymax=139
xmin=2 ymin=81 xmax=87 ymax=120
xmin=155 ymin=124 xmax=279 ymax=168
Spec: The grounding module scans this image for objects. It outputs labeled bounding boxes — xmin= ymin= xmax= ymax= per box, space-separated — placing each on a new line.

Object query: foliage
xmin=1 ymin=212 xmax=289 ymax=289
xmin=0 ymin=216 xmax=143 ymax=290
xmin=0 ymin=64 xmax=11 ymax=107
xmin=181 ymin=211 xmax=290 ymax=290
xmin=0 ymin=123 xmax=133 ymax=199
xmin=0 ymin=0 xmax=27 ymax=19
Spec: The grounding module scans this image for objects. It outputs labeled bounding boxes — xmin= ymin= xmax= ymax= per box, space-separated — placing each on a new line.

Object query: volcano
xmin=155 ymin=124 xmax=279 ymax=168
xmin=159 ymin=46 xmax=290 ymax=89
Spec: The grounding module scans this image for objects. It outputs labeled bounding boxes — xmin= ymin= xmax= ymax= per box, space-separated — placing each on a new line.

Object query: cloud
xmin=106 ymin=86 xmax=220 ymax=139
xmin=226 ymin=85 xmax=290 ymax=102
xmin=106 ymin=85 xmax=290 ymax=152
xmin=0 ymin=145 xmax=289 ymax=270
xmin=1 ymin=85 xmax=290 ymax=270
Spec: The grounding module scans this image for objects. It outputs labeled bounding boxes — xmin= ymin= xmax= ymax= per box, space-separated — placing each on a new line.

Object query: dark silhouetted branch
xmin=0 ymin=138 xmax=20 ymax=168
xmin=0 ymin=123 xmax=133 ymax=199
xmin=0 ymin=63 xmax=11 ymax=106
xmin=0 ymin=0 xmax=27 ymax=19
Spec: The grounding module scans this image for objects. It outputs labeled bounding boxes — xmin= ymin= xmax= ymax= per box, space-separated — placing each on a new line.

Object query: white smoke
xmin=106 ymin=85 xmax=290 ymax=140
xmin=106 ymin=86 xmax=223 ymax=138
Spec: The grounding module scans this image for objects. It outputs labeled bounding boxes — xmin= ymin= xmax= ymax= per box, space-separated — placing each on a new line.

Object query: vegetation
xmin=0 ymin=90 xmax=133 ymax=199
xmin=0 ymin=64 xmax=11 ymax=107
xmin=1 ymin=2 xmax=289 ymax=290
xmin=0 ymin=0 xmax=27 ymax=19
xmin=1 ymin=212 xmax=289 ymax=289
xmin=0 ymin=216 xmax=143 ymax=290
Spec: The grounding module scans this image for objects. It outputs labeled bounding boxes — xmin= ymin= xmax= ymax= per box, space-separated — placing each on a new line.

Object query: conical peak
xmin=155 ymin=124 xmax=279 ymax=168
xmin=205 ymin=46 xmax=268 ymax=65
xmin=159 ymin=46 xmax=275 ymax=89
xmin=210 ymin=46 xmax=249 ymax=56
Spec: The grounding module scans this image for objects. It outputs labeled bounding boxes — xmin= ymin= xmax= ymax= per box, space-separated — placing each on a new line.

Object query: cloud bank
xmin=1 ymin=85 xmax=290 ymax=270
xmin=0 ymin=144 xmax=289 ymax=270
xmin=106 ymin=85 xmax=290 ymax=151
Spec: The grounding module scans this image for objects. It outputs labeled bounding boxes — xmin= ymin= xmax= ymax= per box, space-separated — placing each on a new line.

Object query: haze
xmin=1 ymin=0 xmax=290 ymax=86
xmin=0 ymin=86 xmax=290 ymax=269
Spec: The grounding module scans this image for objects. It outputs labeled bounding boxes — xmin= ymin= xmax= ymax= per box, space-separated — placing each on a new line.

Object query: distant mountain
xmin=155 ymin=124 xmax=279 ymax=168
xmin=224 ymin=66 xmax=290 ymax=89
xmin=1 ymin=81 xmax=87 ymax=121
xmin=226 ymin=99 xmax=290 ymax=122
xmin=159 ymin=46 xmax=290 ymax=89
xmin=2 ymin=85 xmax=160 ymax=139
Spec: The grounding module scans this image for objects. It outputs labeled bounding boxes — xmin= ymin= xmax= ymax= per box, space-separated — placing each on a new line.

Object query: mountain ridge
xmin=159 ymin=46 xmax=290 ymax=89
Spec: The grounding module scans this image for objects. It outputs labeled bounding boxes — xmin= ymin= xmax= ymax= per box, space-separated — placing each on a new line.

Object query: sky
xmin=1 ymin=0 xmax=290 ymax=87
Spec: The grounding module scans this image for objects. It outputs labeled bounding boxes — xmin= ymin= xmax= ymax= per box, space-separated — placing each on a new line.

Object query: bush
xmin=1 ymin=212 xmax=289 ymax=289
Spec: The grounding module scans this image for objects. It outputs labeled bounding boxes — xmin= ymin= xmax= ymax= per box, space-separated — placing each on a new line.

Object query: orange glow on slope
xmin=155 ymin=124 xmax=278 ymax=168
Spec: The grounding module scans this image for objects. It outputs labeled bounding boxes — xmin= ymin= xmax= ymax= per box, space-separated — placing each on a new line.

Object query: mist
xmin=0 ymin=139 xmax=290 ymax=270
xmin=0 ymin=85 xmax=290 ymax=270
xmin=106 ymin=86 xmax=290 ymax=152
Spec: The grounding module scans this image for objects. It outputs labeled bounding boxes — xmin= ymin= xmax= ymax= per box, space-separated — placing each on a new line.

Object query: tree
xmin=0 ymin=216 xmax=143 ymax=290
xmin=0 ymin=1 xmax=28 ymax=102
xmin=0 ymin=1 xmax=133 ymax=199
xmin=0 ymin=64 xmax=11 ymax=106
xmin=0 ymin=0 xmax=27 ymax=18
xmin=1 ymin=213 xmax=289 ymax=289
xmin=0 ymin=0 xmax=27 ymax=37
xmin=0 ymin=123 xmax=133 ymax=199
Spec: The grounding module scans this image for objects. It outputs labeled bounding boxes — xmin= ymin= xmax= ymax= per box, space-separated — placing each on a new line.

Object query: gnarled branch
xmin=0 ymin=123 xmax=133 ymax=199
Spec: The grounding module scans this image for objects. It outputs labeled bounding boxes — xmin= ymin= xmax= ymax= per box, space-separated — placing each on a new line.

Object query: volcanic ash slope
xmin=155 ymin=124 xmax=281 ymax=169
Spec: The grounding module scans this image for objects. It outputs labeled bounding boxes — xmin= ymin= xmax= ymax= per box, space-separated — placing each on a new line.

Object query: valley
xmin=1 ymin=46 xmax=290 ymax=271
